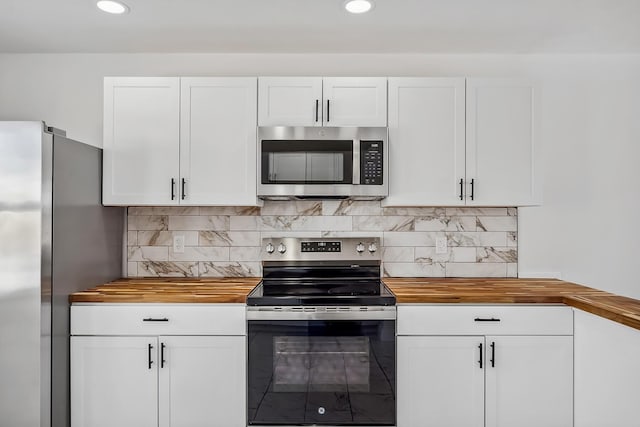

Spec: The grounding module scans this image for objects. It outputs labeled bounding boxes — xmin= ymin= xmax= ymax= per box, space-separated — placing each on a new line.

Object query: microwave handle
xmin=352 ymin=140 xmax=360 ymax=185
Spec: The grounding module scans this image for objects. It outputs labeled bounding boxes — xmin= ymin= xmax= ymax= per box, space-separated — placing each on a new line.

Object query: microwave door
xmin=269 ymin=152 xmax=307 ymax=182
xmin=307 ymin=153 xmax=344 ymax=182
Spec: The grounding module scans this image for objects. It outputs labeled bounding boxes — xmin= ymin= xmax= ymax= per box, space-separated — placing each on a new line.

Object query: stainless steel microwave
xmin=257 ymin=127 xmax=388 ymax=200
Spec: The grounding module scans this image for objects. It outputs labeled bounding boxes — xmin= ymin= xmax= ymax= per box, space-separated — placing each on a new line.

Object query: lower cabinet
xmin=397 ymin=305 xmax=574 ymax=427
xmin=71 ymin=336 xmax=158 ymax=427
xmin=159 ymin=336 xmax=245 ymax=427
xmin=70 ymin=304 xmax=246 ymax=427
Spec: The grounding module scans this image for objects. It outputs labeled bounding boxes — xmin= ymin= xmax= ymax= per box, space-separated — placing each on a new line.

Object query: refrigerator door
xmin=0 ymin=122 xmax=124 ymax=427
xmin=0 ymin=121 xmax=44 ymax=427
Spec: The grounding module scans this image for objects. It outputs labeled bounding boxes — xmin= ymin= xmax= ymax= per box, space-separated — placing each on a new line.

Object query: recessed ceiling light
xmin=96 ymin=0 xmax=129 ymax=14
xmin=344 ymin=0 xmax=374 ymax=14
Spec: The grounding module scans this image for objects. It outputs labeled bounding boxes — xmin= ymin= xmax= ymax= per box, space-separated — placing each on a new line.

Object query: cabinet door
xmin=385 ymin=78 xmax=466 ymax=206
xmin=485 ymin=336 xmax=573 ymax=427
xmin=397 ymin=336 xmax=484 ymax=427
xmin=322 ymin=77 xmax=387 ymax=126
xmin=180 ymin=77 xmax=259 ymax=205
xmin=159 ymin=336 xmax=246 ymax=427
xmin=103 ymin=77 xmax=180 ymax=205
xmin=71 ymin=336 xmax=157 ymax=427
xmin=466 ymin=79 xmax=541 ymax=206
xmin=258 ymin=77 xmax=322 ymax=126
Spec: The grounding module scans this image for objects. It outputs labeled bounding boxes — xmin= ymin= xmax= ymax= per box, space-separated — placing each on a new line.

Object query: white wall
xmin=2 ymin=53 xmax=639 ymax=298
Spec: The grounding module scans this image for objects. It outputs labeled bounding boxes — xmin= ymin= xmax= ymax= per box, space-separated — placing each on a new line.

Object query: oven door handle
xmin=246 ymin=308 xmax=396 ymax=321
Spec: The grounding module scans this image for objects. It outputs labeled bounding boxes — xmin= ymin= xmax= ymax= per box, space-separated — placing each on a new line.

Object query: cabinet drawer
xmin=71 ymin=304 xmax=246 ymax=336
xmin=397 ymin=305 xmax=573 ymax=336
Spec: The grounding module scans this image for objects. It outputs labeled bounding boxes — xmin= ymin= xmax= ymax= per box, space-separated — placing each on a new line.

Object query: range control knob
xmin=265 ymin=243 xmax=275 ymax=254
xmin=277 ymin=243 xmax=287 ymax=254
xmin=368 ymin=243 xmax=378 ymax=253
xmin=356 ymin=242 xmax=365 ymax=253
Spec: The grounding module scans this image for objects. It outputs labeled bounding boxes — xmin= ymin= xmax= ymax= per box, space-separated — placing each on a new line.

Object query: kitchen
xmin=1 ymin=1 xmax=640 ymax=427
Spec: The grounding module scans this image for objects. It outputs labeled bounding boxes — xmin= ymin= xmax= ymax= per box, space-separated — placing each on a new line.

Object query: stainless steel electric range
xmin=246 ymin=237 xmax=396 ymax=427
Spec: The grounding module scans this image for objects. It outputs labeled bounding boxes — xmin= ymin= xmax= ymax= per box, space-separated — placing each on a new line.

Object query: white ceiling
xmin=2 ymin=0 xmax=640 ymax=54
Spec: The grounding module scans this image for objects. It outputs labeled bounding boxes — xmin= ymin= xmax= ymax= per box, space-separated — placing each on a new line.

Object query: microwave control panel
xmin=360 ymin=141 xmax=383 ymax=185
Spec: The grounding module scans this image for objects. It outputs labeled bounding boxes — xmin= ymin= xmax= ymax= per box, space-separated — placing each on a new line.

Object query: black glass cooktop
xmin=246 ymin=280 xmax=396 ymax=306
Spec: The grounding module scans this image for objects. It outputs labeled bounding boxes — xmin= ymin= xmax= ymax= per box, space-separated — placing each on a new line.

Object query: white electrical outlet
xmin=173 ymin=235 xmax=185 ymax=253
xmin=435 ymin=237 xmax=448 ymax=254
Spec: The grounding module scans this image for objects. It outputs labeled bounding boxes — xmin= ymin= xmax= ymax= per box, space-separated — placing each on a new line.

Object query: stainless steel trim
xmin=41 ymin=125 xmax=53 ymax=427
xmin=353 ymin=139 xmax=361 ymax=185
xmin=257 ymin=126 xmax=388 ymax=199
xmin=247 ymin=306 xmax=396 ymax=321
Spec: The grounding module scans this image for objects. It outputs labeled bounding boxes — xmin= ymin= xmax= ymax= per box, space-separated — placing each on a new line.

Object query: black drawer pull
xmin=474 ymin=317 xmax=501 ymax=322
xmin=478 ymin=342 xmax=483 ymax=369
xmin=143 ymin=317 xmax=169 ymax=322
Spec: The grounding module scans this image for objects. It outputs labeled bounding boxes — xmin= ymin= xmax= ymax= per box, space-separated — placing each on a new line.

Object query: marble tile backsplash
xmin=126 ymin=201 xmax=518 ymax=278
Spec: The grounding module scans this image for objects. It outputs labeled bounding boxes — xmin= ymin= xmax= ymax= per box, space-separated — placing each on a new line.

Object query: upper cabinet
xmin=258 ymin=77 xmax=322 ymax=126
xmin=103 ymin=77 xmax=259 ymax=206
xmin=258 ymin=77 xmax=387 ymax=127
xmin=466 ymin=79 xmax=541 ymax=206
xmin=103 ymin=77 xmax=180 ymax=205
xmin=180 ymin=77 xmax=258 ymax=206
xmin=385 ymin=78 xmax=466 ymax=206
xmin=385 ymin=77 xmax=540 ymax=207
xmin=104 ymin=75 xmax=539 ymax=207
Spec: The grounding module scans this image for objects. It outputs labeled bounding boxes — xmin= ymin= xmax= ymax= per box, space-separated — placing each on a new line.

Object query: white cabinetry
xmin=398 ymin=336 xmax=484 ymax=427
xmin=386 ymin=78 xmax=466 ymax=206
xmin=466 ymin=79 xmax=541 ymax=206
xmin=397 ymin=305 xmax=573 ymax=427
xmin=485 ymin=335 xmax=573 ymax=427
xmin=71 ymin=336 xmax=158 ymax=427
xmin=258 ymin=77 xmax=322 ymax=126
xmin=70 ymin=304 xmax=246 ymax=427
xmin=158 ymin=336 xmax=245 ymax=427
xmin=385 ymin=78 xmax=540 ymax=206
xmin=103 ymin=77 xmax=259 ymax=206
xmin=258 ymin=77 xmax=387 ymax=126
xmin=180 ymin=77 xmax=258 ymax=205
xmin=103 ymin=77 xmax=180 ymax=205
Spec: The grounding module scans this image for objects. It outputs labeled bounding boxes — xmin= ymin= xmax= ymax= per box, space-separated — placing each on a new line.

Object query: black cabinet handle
xmin=490 ymin=341 xmax=495 ymax=368
xmin=171 ymin=178 xmax=176 ymax=200
xmin=315 ymin=99 xmax=319 ymax=122
xmin=478 ymin=342 xmax=483 ymax=369
xmin=327 ymin=99 xmax=330 ymax=122
xmin=459 ymin=178 xmax=464 ymax=200
xmin=181 ymin=178 xmax=186 ymax=200
xmin=470 ymin=178 xmax=475 ymax=200
xmin=148 ymin=343 xmax=154 ymax=369
xmin=474 ymin=317 xmax=501 ymax=322
xmin=161 ymin=342 xmax=166 ymax=368
xmin=143 ymin=317 xmax=169 ymax=322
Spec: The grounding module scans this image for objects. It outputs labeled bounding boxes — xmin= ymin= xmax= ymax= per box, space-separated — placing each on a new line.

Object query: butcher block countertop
xmin=70 ymin=277 xmax=640 ymax=331
xmin=69 ymin=278 xmax=260 ymax=304
xmin=384 ymin=278 xmax=640 ymax=331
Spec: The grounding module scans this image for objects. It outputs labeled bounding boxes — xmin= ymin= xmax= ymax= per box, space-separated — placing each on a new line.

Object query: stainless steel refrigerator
xmin=0 ymin=121 xmax=124 ymax=427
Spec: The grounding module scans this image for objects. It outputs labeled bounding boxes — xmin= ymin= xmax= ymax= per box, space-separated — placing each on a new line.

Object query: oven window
xmin=261 ymin=140 xmax=353 ymax=184
xmin=273 ymin=336 xmax=370 ymax=393
xmin=248 ymin=320 xmax=395 ymax=425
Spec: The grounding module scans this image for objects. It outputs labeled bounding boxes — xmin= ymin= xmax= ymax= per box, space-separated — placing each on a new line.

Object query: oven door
xmin=247 ymin=308 xmax=396 ymax=426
